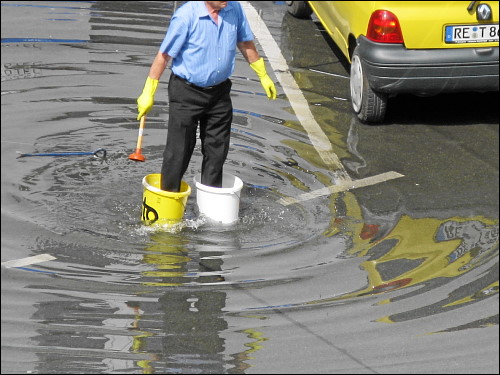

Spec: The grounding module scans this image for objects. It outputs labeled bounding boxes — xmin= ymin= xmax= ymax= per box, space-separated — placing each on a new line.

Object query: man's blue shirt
xmin=159 ymin=1 xmax=254 ymax=87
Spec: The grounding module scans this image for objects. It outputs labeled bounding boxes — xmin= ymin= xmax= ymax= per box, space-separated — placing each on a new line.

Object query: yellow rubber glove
xmin=250 ymin=58 xmax=277 ymax=100
xmin=137 ymin=76 xmax=159 ymax=120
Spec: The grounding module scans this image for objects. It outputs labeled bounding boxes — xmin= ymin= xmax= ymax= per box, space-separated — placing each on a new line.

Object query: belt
xmin=174 ymin=75 xmax=227 ymax=91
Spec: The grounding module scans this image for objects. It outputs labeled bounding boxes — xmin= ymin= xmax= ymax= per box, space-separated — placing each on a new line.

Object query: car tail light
xmin=367 ymin=10 xmax=404 ymax=43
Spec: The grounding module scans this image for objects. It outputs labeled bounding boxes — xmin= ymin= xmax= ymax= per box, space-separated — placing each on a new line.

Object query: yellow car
xmin=286 ymin=1 xmax=499 ymax=123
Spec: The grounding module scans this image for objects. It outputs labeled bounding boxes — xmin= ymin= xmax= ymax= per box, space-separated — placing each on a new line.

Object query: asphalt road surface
xmin=1 ymin=1 xmax=498 ymax=374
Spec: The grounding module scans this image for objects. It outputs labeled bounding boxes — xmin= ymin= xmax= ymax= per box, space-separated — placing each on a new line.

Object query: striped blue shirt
xmin=159 ymin=1 xmax=254 ymax=87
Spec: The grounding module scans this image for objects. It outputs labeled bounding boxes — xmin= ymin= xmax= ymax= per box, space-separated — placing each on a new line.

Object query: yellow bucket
xmin=141 ymin=174 xmax=191 ymax=225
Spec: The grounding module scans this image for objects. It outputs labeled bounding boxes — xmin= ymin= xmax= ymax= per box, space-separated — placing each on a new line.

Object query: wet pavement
xmin=1 ymin=1 xmax=499 ymax=374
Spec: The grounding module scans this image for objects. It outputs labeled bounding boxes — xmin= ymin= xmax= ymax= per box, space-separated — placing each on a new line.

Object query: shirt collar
xmin=195 ymin=1 xmax=233 ymax=19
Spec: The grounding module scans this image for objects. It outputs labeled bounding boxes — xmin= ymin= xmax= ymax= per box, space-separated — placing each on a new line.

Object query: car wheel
xmin=286 ymin=1 xmax=313 ymax=19
xmin=350 ymin=50 xmax=387 ymax=123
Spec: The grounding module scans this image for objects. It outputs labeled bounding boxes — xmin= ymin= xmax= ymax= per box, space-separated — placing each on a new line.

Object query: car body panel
xmin=308 ymin=1 xmax=499 ymax=60
xmin=356 ymin=36 xmax=499 ymax=94
xmin=306 ymin=1 xmax=499 ymax=95
xmin=290 ymin=1 xmax=499 ymax=122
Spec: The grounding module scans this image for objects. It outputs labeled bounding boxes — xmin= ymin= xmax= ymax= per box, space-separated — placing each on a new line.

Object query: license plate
xmin=445 ymin=24 xmax=499 ymax=43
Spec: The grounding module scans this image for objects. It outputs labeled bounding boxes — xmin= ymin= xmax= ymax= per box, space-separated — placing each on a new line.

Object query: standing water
xmin=2 ymin=1 xmax=498 ymax=374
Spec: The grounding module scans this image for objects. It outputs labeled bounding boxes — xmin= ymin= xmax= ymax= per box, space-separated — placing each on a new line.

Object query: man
xmin=136 ymin=1 xmax=277 ymax=192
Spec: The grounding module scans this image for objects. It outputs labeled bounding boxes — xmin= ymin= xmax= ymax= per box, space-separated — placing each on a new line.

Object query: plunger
xmin=129 ymin=116 xmax=146 ymax=162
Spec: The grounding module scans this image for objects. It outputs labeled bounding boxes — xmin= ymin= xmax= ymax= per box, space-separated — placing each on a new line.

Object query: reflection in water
xmin=228 ymin=328 xmax=269 ymax=374
xmin=131 ymin=231 xmax=229 ymax=373
xmin=31 ymin=231 xmax=243 ymax=374
xmin=26 ymin=204 xmax=498 ymax=373
xmin=313 ymin=191 xmax=499 ymax=321
xmin=2 ymin=1 xmax=499 ymax=374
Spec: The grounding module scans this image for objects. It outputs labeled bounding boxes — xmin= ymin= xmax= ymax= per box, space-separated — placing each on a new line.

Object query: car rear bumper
xmin=356 ymin=36 xmax=499 ymax=95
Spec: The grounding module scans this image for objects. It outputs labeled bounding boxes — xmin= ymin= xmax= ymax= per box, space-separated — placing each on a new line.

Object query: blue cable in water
xmin=17 ymin=148 xmax=107 ymax=158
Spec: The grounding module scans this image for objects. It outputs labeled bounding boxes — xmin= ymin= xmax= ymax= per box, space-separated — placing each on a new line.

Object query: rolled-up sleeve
xmin=235 ymin=2 xmax=254 ymax=42
xmin=159 ymin=15 xmax=188 ymax=58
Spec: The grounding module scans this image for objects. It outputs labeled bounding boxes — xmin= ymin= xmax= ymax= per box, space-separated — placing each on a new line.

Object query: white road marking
xmin=309 ymin=68 xmax=350 ymax=79
xmin=241 ymin=2 xmax=404 ymax=202
xmin=241 ymin=1 xmax=347 ymax=176
xmin=1 ymin=254 xmax=56 ymax=268
xmin=278 ymin=171 xmax=404 ymax=206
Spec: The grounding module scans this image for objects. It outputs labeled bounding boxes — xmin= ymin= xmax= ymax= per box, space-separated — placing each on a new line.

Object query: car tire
xmin=286 ymin=1 xmax=313 ymax=19
xmin=350 ymin=50 xmax=387 ymax=123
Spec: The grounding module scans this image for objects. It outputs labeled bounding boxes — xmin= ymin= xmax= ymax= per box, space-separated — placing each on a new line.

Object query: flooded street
xmin=1 ymin=1 xmax=498 ymax=374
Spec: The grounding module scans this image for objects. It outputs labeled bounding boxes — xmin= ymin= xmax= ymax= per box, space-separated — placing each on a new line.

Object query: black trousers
xmin=161 ymin=74 xmax=233 ymax=192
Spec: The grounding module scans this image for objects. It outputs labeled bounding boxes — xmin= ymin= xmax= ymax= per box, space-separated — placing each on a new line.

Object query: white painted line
xmin=242 ymin=3 xmax=405 ymax=203
xmin=241 ymin=2 xmax=349 ymax=180
xmin=278 ymin=171 xmax=404 ymax=206
xmin=1 ymin=254 xmax=56 ymax=268
xmin=309 ymin=69 xmax=349 ymax=79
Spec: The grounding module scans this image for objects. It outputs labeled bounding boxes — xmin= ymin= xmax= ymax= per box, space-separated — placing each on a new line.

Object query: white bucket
xmin=194 ymin=173 xmax=243 ymax=224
